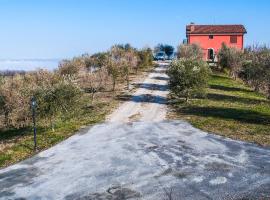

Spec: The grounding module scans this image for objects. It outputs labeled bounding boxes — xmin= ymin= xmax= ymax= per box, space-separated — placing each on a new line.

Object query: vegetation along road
xmin=0 ymin=62 xmax=270 ymax=200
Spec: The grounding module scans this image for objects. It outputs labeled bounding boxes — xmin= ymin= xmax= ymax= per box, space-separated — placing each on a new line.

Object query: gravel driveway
xmin=107 ymin=62 xmax=169 ymax=122
xmin=0 ymin=63 xmax=270 ymax=200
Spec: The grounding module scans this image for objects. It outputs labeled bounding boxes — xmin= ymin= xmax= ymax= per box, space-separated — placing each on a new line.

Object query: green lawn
xmin=168 ymin=72 xmax=270 ymax=147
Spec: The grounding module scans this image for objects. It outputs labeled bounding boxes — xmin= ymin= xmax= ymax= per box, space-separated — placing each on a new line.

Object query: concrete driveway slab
xmin=0 ymin=121 xmax=269 ymax=200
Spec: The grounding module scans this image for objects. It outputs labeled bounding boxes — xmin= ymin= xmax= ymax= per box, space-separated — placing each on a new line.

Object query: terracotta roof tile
xmin=186 ymin=25 xmax=247 ymax=34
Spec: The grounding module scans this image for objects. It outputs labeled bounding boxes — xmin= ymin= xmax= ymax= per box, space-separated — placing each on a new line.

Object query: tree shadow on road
xmin=117 ymin=94 xmax=167 ymax=105
xmin=152 ymin=76 xmax=169 ymax=81
xmin=132 ymin=83 xmax=168 ymax=91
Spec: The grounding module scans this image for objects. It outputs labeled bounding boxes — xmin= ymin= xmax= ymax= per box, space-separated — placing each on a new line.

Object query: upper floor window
xmin=209 ymin=35 xmax=214 ymax=39
xmin=230 ymin=36 xmax=237 ymax=43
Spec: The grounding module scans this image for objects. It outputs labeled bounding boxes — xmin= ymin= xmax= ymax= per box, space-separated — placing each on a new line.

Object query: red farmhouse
xmin=186 ymin=24 xmax=247 ymax=61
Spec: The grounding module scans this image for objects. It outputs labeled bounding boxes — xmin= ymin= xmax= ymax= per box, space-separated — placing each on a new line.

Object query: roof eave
xmin=187 ymin=32 xmax=247 ymax=35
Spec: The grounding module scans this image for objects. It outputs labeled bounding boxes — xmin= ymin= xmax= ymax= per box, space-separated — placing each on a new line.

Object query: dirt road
xmin=107 ymin=62 xmax=169 ymax=122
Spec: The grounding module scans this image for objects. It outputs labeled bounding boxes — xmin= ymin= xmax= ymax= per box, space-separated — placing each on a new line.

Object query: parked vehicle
xmin=154 ymin=52 xmax=166 ymax=61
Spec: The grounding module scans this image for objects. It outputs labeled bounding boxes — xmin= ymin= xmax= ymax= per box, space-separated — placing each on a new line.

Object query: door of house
xmin=208 ymin=49 xmax=214 ymax=61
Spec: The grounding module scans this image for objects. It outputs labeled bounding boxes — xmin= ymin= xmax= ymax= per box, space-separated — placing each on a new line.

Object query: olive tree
xmin=137 ymin=48 xmax=153 ymax=70
xmin=177 ymin=43 xmax=203 ymax=60
xmin=167 ymin=59 xmax=211 ymax=102
xmin=0 ymin=77 xmax=11 ymax=127
xmin=79 ymin=67 xmax=108 ymax=103
xmin=242 ymin=46 xmax=270 ymax=97
xmin=0 ymin=75 xmax=33 ymax=128
xmin=58 ymin=59 xmax=81 ymax=76
xmin=107 ymin=46 xmax=124 ymax=91
xmin=218 ymin=43 xmax=244 ymax=79
xmin=122 ymin=49 xmax=138 ymax=89
xmin=81 ymin=52 xmax=109 ymax=73
xmin=35 ymin=75 xmax=82 ymax=131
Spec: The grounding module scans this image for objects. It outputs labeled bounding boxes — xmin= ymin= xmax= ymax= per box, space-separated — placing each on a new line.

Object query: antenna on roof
xmin=190 ymin=22 xmax=195 ymax=25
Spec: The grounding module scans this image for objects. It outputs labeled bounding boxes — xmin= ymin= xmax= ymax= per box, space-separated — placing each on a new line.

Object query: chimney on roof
xmin=190 ymin=22 xmax=195 ymax=32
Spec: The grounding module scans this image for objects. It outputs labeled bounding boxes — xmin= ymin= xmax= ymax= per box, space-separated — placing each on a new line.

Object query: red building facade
xmin=186 ymin=24 xmax=247 ymax=61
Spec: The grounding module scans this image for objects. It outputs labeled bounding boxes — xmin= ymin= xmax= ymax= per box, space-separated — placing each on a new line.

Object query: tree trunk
xmin=185 ymin=91 xmax=190 ymax=102
xmin=4 ymin=110 xmax=9 ymax=128
xmin=50 ymin=118 xmax=55 ymax=132
xmin=126 ymin=70 xmax=130 ymax=90
xmin=91 ymin=91 xmax=95 ymax=104
xmin=254 ymin=83 xmax=260 ymax=93
xmin=112 ymin=79 xmax=116 ymax=92
xmin=267 ymin=83 xmax=270 ymax=99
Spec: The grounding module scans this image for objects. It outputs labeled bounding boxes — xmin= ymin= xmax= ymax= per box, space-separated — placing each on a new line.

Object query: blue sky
xmin=0 ymin=0 xmax=270 ymax=60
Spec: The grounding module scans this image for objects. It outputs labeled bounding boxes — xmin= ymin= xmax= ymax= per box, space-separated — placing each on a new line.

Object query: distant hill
xmin=0 ymin=59 xmax=60 ymax=72
xmin=0 ymin=70 xmax=26 ymax=76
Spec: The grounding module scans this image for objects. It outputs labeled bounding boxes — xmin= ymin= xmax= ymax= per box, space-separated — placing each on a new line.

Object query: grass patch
xmin=0 ymin=100 xmax=114 ymax=168
xmin=168 ymin=72 xmax=270 ymax=147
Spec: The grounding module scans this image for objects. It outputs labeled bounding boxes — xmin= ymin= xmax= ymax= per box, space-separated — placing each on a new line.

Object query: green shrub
xmin=218 ymin=43 xmax=244 ymax=79
xmin=168 ymin=59 xmax=211 ymax=102
xmin=137 ymin=48 xmax=153 ymax=69
xmin=34 ymin=76 xmax=82 ymax=131
xmin=241 ymin=46 xmax=270 ymax=98
xmin=241 ymin=60 xmax=264 ymax=92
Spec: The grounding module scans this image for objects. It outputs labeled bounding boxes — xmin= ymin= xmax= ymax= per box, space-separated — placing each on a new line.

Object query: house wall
xmin=188 ymin=34 xmax=244 ymax=61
